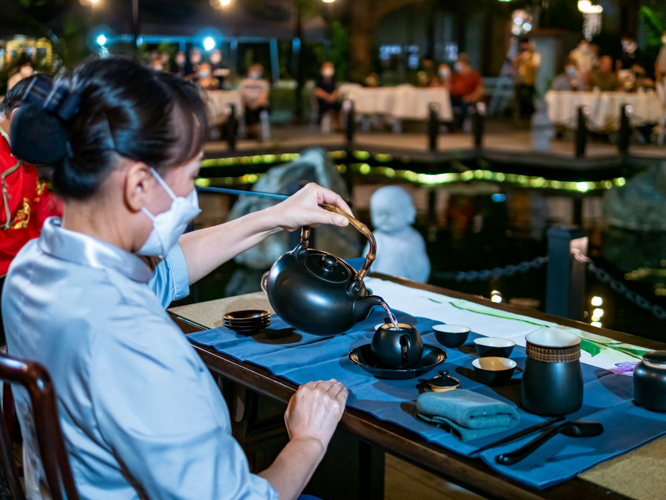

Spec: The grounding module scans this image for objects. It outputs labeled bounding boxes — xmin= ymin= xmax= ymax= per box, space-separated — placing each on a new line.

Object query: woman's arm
xmin=178 ymin=183 xmax=351 ymax=285
xmin=259 ymin=380 xmax=348 ymax=500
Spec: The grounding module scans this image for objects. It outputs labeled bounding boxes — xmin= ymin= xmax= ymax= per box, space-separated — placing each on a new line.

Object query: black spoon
xmin=495 ymin=420 xmax=604 ymax=465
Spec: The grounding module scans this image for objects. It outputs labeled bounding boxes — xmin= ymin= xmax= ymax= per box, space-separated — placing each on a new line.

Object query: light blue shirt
xmin=3 ymin=218 xmax=278 ymax=500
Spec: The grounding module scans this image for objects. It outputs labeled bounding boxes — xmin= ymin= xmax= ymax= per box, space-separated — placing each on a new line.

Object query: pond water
xmin=181 ymin=155 xmax=666 ymax=344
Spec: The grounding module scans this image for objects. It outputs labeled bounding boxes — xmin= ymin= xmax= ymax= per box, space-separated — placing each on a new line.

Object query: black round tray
xmin=348 ymin=344 xmax=447 ymax=380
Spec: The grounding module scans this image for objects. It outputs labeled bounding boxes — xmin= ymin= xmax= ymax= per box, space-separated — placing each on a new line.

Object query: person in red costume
xmin=0 ymin=75 xmax=63 ymax=340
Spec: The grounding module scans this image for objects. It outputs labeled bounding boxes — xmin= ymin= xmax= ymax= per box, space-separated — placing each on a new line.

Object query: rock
xmin=228 ymin=147 xmax=361 ymax=271
xmin=605 ymin=162 xmax=666 ymax=231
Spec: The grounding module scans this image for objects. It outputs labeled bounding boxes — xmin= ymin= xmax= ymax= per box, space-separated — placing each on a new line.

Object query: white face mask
xmin=249 ymin=71 xmax=261 ymax=79
xmin=138 ymin=168 xmax=201 ymax=258
xmin=566 ymin=66 xmax=577 ymax=76
xmin=199 ymin=69 xmax=211 ymax=78
xmin=454 ymin=62 xmax=464 ymax=72
xmin=439 ymin=68 xmax=450 ymax=78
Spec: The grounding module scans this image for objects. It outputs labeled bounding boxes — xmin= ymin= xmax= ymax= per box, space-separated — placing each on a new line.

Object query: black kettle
xmin=264 ymin=203 xmax=384 ymax=335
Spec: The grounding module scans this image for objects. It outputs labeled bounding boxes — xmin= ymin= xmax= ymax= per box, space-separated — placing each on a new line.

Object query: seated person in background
xmin=0 ymin=75 xmax=63 ymax=341
xmin=7 ymin=56 xmax=34 ymax=91
xmin=617 ymin=34 xmax=641 ymax=73
xmin=364 ymin=186 xmax=430 ymax=283
xmin=569 ymin=39 xmax=597 ymax=85
xmin=589 ymin=55 xmax=619 ymax=91
xmin=160 ymin=51 xmax=171 ymax=73
xmin=240 ymin=63 xmax=271 ymax=137
xmin=449 ymin=53 xmax=484 ymax=130
xmin=210 ymin=49 xmax=230 ymax=90
xmin=184 ymin=48 xmax=202 ymax=82
xmin=656 ymin=30 xmax=666 ymax=87
xmin=171 ymin=51 xmax=186 ymax=78
xmin=430 ymin=64 xmax=451 ymax=89
xmin=551 ymin=59 xmax=585 ymax=91
xmin=315 ymin=62 xmax=341 ymax=132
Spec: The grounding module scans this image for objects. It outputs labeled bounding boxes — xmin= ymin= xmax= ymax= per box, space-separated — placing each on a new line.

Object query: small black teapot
xmin=371 ymin=322 xmax=424 ymax=369
xmin=265 ymin=203 xmax=383 ymax=335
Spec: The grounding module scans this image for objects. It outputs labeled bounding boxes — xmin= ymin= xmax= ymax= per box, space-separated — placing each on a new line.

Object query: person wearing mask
xmin=0 ymin=75 xmax=63 ymax=342
xmin=655 ymin=30 xmax=666 ymax=87
xmin=512 ymin=39 xmax=541 ymax=119
xmin=314 ymin=62 xmax=341 ymax=132
xmin=430 ymin=64 xmax=451 ymax=89
xmin=551 ymin=59 xmax=585 ymax=91
xmin=209 ymin=49 xmax=229 ymax=90
xmin=239 ymin=63 xmax=270 ymax=139
xmin=185 ymin=48 xmax=202 ymax=81
xmin=569 ymin=39 xmax=596 ymax=84
xmin=160 ymin=51 xmax=171 ymax=73
xmin=7 ymin=56 xmax=34 ymax=91
xmin=6 ymin=58 xmax=349 ymax=500
xmin=589 ymin=55 xmax=619 ymax=91
xmin=449 ymin=53 xmax=484 ymax=131
xmin=171 ymin=51 xmax=187 ymax=79
xmin=617 ymin=35 xmax=641 ymax=87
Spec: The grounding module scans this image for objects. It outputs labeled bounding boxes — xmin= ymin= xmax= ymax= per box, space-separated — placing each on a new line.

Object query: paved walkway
xmin=204 ymin=123 xmax=666 ymax=160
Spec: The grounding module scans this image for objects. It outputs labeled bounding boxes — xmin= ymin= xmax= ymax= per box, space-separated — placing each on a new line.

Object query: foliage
xmin=329 ymin=21 xmax=349 ymax=82
xmin=639 ymin=6 xmax=664 ymax=78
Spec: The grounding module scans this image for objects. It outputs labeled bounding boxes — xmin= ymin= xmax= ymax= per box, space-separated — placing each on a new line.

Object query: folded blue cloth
xmin=416 ymin=389 xmax=520 ymax=442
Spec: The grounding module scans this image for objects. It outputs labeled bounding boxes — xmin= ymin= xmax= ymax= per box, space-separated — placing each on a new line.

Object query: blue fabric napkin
xmin=416 ymin=390 xmax=520 ymax=441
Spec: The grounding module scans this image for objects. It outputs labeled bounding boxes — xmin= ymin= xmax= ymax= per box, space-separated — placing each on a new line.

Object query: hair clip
xmin=22 ymin=78 xmax=80 ymax=121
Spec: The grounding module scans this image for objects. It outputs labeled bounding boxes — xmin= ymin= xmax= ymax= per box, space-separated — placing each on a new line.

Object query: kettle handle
xmin=298 ymin=203 xmax=377 ymax=281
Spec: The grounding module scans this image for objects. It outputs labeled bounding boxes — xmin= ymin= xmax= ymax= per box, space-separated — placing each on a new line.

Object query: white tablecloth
xmin=339 ymin=84 xmax=453 ymax=121
xmin=204 ymin=90 xmax=242 ymax=126
xmin=545 ymin=90 xmax=664 ymax=131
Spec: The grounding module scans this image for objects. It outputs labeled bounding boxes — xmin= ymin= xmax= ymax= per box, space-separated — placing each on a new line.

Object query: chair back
xmin=0 ymin=354 xmax=79 ymax=500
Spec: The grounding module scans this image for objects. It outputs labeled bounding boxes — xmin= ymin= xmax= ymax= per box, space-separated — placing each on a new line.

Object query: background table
xmin=339 ymin=84 xmax=453 ymax=121
xmin=545 ymin=90 xmax=664 ymax=131
xmin=205 ymin=89 xmax=242 ymax=126
xmin=170 ymin=275 xmax=666 ymax=500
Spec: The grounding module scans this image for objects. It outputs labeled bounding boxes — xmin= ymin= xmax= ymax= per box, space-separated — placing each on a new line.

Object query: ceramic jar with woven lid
xmin=634 ymin=351 xmax=666 ymax=412
xmin=521 ymin=328 xmax=583 ymax=416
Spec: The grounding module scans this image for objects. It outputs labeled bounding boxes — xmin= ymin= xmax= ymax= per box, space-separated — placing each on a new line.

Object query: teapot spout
xmin=354 ymin=294 xmax=384 ymax=322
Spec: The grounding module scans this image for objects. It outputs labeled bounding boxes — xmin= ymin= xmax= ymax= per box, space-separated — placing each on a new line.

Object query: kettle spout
xmin=354 ymin=294 xmax=384 ymax=322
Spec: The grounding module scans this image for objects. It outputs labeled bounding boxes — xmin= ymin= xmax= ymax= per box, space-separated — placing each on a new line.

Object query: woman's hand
xmin=284 ymin=379 xmax=348 ymax=451
xmin=269 ymin=183 xmax=352 ymax=232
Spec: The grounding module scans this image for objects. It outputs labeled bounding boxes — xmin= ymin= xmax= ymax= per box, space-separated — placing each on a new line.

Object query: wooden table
xmin=169 ymin=275 xmax=666 ymax=500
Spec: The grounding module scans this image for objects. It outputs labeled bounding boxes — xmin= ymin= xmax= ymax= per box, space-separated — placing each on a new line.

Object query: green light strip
xmin=199 ymin=150 xmax=627 ymax=192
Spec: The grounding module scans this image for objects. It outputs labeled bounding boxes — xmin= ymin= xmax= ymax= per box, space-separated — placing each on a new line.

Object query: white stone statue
xmin=363 ymin=186 xmax=431 ymax=283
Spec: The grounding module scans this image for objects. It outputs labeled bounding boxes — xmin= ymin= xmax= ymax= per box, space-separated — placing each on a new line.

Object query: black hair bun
xmin=10 ymin=103 xmax=70 ymax=165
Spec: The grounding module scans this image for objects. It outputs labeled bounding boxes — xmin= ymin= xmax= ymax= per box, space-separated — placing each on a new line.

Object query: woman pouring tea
xmin=4 ymin=58 xmax=350 ymax=500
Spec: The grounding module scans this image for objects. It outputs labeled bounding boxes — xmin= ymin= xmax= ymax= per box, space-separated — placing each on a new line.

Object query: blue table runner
xmin=187 ymin=309 xmax=666 ymax=489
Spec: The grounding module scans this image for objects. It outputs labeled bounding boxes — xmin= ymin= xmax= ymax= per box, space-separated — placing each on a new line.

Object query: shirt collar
xmin=38 ymin=218 xmax=154 ymax=283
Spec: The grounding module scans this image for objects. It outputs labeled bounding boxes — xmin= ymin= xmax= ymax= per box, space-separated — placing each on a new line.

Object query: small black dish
xmin=474 ymin=337 xmax=516 ymax=358
xmin=223 ymin=310 xmax=271 ymax=321
xmin=472 ymin=357 xmax=517 ymax=386
xmin=432 ymin=324 xmax=471 ymax=348
xmin=349 ymin=344 xmax=447 ymax=380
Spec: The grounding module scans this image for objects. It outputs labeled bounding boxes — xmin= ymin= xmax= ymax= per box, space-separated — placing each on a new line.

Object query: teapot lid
xmin=643 ymin=350 xmax=666 ymax=367
xmin=304 ymin=252 xmax=352 ymax=284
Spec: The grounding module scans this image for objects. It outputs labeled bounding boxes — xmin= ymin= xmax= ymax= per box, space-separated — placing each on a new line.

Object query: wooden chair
xmin=0 ymin=354 xmax=79 ymax=500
